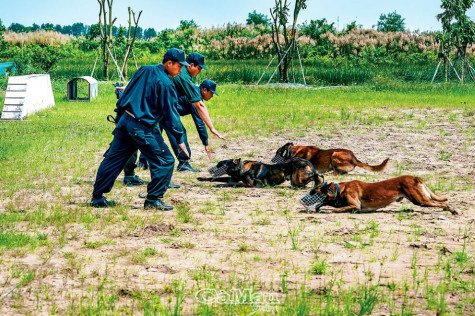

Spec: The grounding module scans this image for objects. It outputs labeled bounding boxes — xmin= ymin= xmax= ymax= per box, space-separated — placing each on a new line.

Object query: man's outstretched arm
xmin=193 ymin=100 xmax=225 ymax=140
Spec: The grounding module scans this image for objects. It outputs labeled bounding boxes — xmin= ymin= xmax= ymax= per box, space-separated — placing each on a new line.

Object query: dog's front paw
xmin=317 ymin=208 xmax=330 ymax=214
xmin=196 ymin=177 xmax=207 ymax=181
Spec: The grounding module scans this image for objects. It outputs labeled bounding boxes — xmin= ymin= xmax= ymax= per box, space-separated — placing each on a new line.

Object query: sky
xmin=1 ymin=0 xmax=475 ymax=32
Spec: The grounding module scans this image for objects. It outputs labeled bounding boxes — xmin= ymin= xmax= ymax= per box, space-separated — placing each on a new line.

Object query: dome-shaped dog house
xmin=67 ymin=76 xmax=98 ymax=101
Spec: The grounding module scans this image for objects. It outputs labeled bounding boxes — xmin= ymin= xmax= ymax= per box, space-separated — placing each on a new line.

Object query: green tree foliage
xmin=71 ymin=22 xmax=86 ymax=36
xmin=129 ymin=26 xmax=143 ymax=39
xmin=300 ymin=18 xmax=335 ymax=39
xmin=437 ymin=0 xmax=475 ymax=81
xmin=0 ymin=19 xmax=6 ymax=37
xmin=62 ymin=25 xmax=72 ymax=35
xmin=175 ymin=20 xmax=199 ymax=51
xmin=437 ymin=0 xmax=475 ymax=56
xmin=0 ymin=19 xmax=5 ymax=52
xmin=344 ymin=21 xmax=362 ymax=32
xmin=156 ymin=28 xmax=174 ymax=48
xmin=41 ymin=23 xmax=54 ymax=31
xmin=28 ymin=45 xmax=66 ymax=72
xmin=115 ymin=26 xmax=127 ymax=46
xmin=144 ymin=27 xmax=157 ymax=40
xmin=377 ymin=11 xmax=406 ymax=32
xmin=12 ymin=44 xmax=66 ymax=75
xmin=299 ymin=19 xmax=335 ymax=56
xmin=9 ymin=23 xmax=27 ymax=33
xmin=246 ymin=10 xmax=271 ymax=26
xmin=179 ymin=20 xmax=198 ymax=30
xmin=86 ymin=24 xmax=101 ymax=40
xmin=111 ymin=25 xmax=119 ymax=37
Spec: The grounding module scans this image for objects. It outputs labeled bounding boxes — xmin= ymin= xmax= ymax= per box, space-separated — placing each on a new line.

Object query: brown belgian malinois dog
xmin=305 ymin=176 xmax=458 ymax=215
xmin=198 ymin=157 xmax=323 ymax=188
xmin=272 ymin=142 xmax=389 ymax=175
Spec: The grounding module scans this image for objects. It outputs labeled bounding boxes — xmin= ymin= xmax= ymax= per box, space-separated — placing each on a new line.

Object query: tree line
xmin=4 ymin=21 xmax=158 ymax=40
xmin=1 ymin=1 xmax=473 ymax=83
xmin=2 ymin=9 xmax=406 ymax=40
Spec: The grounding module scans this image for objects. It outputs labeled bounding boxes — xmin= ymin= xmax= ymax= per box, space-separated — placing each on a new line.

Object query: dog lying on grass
xmin=302 ymin=175 xmax=458 ymax=215
xmin=272 ymin=142 xmax=389 ymax=175
xmin=197 ymin=157 xmax=323 ymax=188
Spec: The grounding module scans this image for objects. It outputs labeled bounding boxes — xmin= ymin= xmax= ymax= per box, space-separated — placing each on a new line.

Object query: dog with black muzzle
xmin=198 ymin=157 xmax=324 ymax=188
xmin=272 ymin=142 xmax=389 ymax=175
xmin=300 ymin=176 xmax=458 ymax=215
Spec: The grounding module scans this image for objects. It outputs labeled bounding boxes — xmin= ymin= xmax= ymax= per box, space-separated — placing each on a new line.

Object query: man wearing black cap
xmin=91 ymin=48 xmax=190 ymax=210
xmin=160 ymin=79 xmax=220 ymax=167
xmin=171 ymin=52 xmax=224 ymax=172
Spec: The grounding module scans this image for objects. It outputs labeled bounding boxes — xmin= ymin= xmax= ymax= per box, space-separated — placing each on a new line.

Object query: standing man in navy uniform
xmin=91 ymin=48 xmax=190 ymax=210
xmin=120 ymin=79 xmax=220 ymax=188
xmin=171 ymin=52 xmax=225 ymax=172
xmin=112 ymin=83 xmax=151 ymax=187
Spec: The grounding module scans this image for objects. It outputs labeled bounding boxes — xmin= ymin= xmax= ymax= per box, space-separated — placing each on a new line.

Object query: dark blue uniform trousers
xmin=122 ymin=122 xmax=190 ymax=176
xmin=123 ymin=149 xmax=148 ymax=177
xmin=161 ymin=121 xmax=191 ymax=165
xmin=92 ymin=114 xmax=175 ymax=200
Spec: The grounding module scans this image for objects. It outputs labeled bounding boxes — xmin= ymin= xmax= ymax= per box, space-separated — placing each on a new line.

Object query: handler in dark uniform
xmin=91 ymin=48 xmax=190 ymax=210
xmin=122 ymin=80 xmax=220 ymax=183
xmin=112 ymin=84 xmax=150 ymax=187
xmin=171 ymin=52 xmax=225 ymax=172
xmin=161 ymin=79 xmax=219 ymax=165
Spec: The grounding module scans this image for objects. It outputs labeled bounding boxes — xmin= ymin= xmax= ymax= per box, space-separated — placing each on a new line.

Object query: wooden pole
xmin=256 ymin=54 xmax=277 ymax=85
xmin=106 ymin=44 xmax=126 ymax=81
xmin=431 ymin=59 xmax=443 ymax=83
xmin=266 ymin=43 xmax=293 ymax=85
xmin=296 ymin=43 xmax=306 ymax=85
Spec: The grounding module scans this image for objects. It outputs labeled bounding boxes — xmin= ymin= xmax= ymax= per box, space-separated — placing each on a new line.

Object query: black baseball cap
xmin=163 ymin=48 xmax=190 ymax=66
xmin=200 ymin=80 xmax=219 ymax=96
xmin=186 ymin=52 xmax=208 ymax=70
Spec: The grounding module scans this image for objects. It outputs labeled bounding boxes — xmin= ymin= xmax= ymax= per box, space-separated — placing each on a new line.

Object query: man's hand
xmin=210 ymin=128 xmax=225 ymax=140
xmin=178 ymin=143 xmax=189 ymax=158
xmin=204 ymin=145 xmax=212 ymax=160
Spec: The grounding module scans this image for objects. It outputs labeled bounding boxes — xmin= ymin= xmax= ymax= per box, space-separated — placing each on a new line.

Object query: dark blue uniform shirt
xmin=177 ymin=85 xmax=208 ymax=146
xmin=116 ymin=64 xmax=185 ymax=143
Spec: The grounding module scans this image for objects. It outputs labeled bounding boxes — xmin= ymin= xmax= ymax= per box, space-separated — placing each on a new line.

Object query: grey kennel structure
xmin=67 ymin=76 xmax=98 ymax=101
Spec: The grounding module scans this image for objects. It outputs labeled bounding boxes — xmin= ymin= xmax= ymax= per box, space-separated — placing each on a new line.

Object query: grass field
xmin=0 ymin=82 xmax=474 ymax=314
xmin=44 ymin=53 xmax=450 ymax=85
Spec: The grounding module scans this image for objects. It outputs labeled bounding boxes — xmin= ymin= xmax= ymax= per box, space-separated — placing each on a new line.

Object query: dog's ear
xmin=232 ymin=158 xmax=241 ymax=165
xmin=287 ymin=142 xmax=294 ymax=149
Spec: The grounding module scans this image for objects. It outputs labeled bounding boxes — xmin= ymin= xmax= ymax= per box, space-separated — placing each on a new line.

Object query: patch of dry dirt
xmin=0 ymin=108 xmax=474 ymax=314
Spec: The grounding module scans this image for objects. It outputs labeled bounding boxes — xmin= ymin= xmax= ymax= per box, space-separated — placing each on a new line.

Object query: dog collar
xmin=334 ymin=183 xmax=340 ymax=196
xmin=288 ymin=146 xmax=293 ymax=158
xmin=238 ymin=160 xmax=242 ymax=170
xmin=329 ymin=183 xmax=342 ymax=207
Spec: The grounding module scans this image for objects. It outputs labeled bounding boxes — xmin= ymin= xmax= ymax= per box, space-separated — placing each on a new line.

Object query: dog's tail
xmin=354 ymin=157 xmax=389 ymax=172
xmin=418 ymin=178 xmax=448 ymax=202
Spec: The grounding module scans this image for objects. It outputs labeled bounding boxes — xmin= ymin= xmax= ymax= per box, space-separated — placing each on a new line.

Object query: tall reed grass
xmin=50 ymin=54 xmax=443 ymax=85
xmin=3 ymin=30 xmax=74 ymax=46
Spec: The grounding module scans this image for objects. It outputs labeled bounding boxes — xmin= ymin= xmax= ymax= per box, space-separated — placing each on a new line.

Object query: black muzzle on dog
xmin=271 ymin=154 xmax=286 ymax=164
xmin=208 ymin=165 xmax=229 ymax=177
xmin=300 ymin=191 xmax=327 ymax=211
